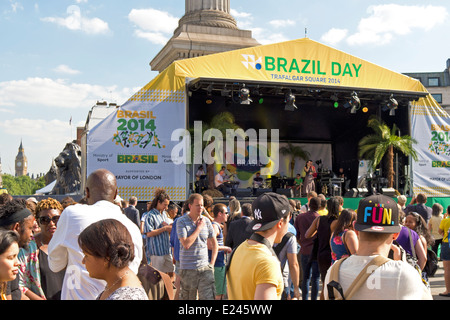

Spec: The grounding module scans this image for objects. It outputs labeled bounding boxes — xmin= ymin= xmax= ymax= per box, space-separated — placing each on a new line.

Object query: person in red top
xmin=294 ymin=196 xmax=320 ymax=300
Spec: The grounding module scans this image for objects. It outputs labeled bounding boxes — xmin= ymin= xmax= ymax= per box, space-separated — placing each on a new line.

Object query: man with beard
xmin=0 ymin=198 xmax=35 ymax=300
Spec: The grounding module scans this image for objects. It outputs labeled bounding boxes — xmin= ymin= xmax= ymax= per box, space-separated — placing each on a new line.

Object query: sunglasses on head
xmin=38 ymin=216 xmax=60 ymax=225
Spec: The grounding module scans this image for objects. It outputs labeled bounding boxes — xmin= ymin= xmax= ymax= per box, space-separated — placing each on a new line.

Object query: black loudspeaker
xmin=235 ymin=188 xmax=252 ymax=198
xmin=276 ymin=188 xmax=293 ymax=198
xmin=357 ymin=188 xmax=368 ymax=197
xmin=381 ymin=188 xmax=396 ymax=197
xmin=255 ymin=188 xmax=272 ymax=197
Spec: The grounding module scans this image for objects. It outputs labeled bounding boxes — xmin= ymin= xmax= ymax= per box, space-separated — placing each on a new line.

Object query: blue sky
xmin=0 ymin=0 xmax=449 ymax=178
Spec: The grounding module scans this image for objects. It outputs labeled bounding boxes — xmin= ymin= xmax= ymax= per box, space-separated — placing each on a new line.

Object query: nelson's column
xmin=151 ymin=0 xmax=260 ymax=73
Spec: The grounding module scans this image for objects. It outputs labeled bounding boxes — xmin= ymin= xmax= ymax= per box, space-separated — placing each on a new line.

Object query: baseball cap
xmin=354 ymin=194 xmax=401 ymax=234
xmin=248 ymin=192 xmax=291 ymax=232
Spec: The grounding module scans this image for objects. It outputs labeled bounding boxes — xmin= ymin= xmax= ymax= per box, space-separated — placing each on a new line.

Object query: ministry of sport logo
xmin=241 ymin=54 xmax=263 ymax=70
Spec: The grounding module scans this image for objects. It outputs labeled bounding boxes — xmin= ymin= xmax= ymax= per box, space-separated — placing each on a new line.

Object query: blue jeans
xmin=300 ymin=254 xmax=320 ymax=300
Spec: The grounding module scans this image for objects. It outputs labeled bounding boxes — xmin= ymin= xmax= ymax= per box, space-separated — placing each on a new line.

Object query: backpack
xmin=327 ymin=255 xmax=390 ymax=300
xmin=424 ymin=249 xmax=439 ymax=277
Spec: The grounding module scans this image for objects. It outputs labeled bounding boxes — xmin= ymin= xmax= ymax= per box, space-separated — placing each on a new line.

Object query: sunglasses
xmin=38 ymin=216 xmax=60 ymax=225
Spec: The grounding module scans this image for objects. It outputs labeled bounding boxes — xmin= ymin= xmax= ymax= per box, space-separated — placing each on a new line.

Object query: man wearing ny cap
xmin=226 ymin=192 xmax=291 ymax=300
xmin=323 ymin=194 xmax=432 ymax=300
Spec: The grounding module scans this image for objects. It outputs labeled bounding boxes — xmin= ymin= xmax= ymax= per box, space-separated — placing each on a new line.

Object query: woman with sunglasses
xmin=18 ymin=198 xmax=65 ymax=300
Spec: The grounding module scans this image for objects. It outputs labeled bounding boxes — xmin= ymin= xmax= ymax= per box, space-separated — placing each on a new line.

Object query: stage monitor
xmin=381 ymin=188 xmax=396 ymax=197
xmin=357 ymin=188 xmax=368 ymax=197
xmin=276 ymin=188 xmax=293 ymax=198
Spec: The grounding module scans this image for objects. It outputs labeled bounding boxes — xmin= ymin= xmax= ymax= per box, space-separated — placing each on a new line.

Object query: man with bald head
xmin=48 ymin=169 xmax=143 ymax=300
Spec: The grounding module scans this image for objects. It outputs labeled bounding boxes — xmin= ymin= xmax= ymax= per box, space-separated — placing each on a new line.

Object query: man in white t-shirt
xmin=214 ymin=169 xmax=230 ymax=196
xmin=324 ymin=194 xmax=432 ymax=300
xmin=48 ymin=169 xmax=143 ymax=300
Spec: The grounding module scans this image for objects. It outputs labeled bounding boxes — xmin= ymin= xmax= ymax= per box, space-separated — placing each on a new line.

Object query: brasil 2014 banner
xmin=411 ymin=97 xmax=450 ymax=197
xmin=87 ymin=88 xmax=187 ymax=201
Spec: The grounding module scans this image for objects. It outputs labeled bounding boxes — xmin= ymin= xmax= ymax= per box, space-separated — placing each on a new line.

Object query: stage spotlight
xmin=239 ymin=84 xmax=252 ymax=105
xmin=387 ymin=94 xmax=398 ymax=116
xmin=344 ymin=91 xmax=361 ymax=114
xmin=331 ymin=93 xmax=339 ymax=108
xmin=206 ymin=84 xmax=213 ymax=104
xmin=220 ymin=84 xmax=231 ymax=97
xmin=253 ymin=86 xmax=264 ymax=104
xmin=284 ymin=90 xmax=297 ymax=111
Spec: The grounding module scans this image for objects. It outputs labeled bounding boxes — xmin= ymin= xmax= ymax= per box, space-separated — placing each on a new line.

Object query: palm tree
xmin=280 ymin=142 xmax=310 ymax=177
xmin=358 ymin=116 xmax=418 ymax=188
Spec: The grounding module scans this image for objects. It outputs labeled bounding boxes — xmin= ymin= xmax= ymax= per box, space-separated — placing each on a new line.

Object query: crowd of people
xmin=0 ymin=169 xmax=449 ymax=300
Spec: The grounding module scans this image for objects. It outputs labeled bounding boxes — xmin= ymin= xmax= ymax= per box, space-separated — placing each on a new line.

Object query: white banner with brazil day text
xmin=411 ymin=102 xmax=450 ymax=197
xmin=87 ymin=89 xmax=187 ymax=201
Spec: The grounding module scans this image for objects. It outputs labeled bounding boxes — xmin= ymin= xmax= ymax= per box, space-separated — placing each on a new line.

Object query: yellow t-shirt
xmin=227 ymin=240 xmax=283 ymax=300
xmin=439 ymin=218 xmax=450 ymax=242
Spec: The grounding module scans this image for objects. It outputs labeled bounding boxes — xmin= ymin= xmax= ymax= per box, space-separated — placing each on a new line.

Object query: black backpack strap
xmin=273 ymin=232 xmax=294 ymax=257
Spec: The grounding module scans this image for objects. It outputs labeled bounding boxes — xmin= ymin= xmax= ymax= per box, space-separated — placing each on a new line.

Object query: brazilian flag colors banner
xmin=411 ymin=96 xmax=450 ymax=197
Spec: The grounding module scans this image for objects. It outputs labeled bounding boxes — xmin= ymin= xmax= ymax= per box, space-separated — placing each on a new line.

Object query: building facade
xmin=15 ymin=140 xmax=28 ymax=177
xmin=404 ymin=58 xmax=450 ymax=114
xmin=150 ymin=0 xmax=260 ymax=73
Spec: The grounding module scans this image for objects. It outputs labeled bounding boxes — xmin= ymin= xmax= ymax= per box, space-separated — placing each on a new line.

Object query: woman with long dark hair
xmin=0 ymin=230 xmax=20 ymax=300
xmin=305 ymin=197 xmax=340 ymax=299
xmin=330 ymin=209 xmax=358 ymax=263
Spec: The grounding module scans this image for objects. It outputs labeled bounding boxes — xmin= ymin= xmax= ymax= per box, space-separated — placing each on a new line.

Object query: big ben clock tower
xmin=15 ymin=140 xmax=28 ymax=177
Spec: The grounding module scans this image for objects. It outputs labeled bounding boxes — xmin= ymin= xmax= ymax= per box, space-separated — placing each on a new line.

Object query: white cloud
xmin=0 ymin=118 xmax=72 ymax=173
xmin=320 ymin=4 xmax=448 ymax=47
xmin=230 ymin=9 xmax=252 ymax=19
xmin=0 ymin=77 xmax=136 ymax=109
xmin=128 ymin=8 xmax=178 ymax=44
xmin=251 ymin=28 xmax=290 ymax=45
xmin=269 ymin=19 xmax=296 ymax=29
xmin=133 ymin=30 xmax=169 ymax=46
xmin=41 ymin=5 xmax=109 ymax=35
xmin=0 ymin=118 xmax=69 ymax=145
xmin=10 ymin=1 xmax=23 ymax=13
xmin=53 ymin=64 xmax=81 ymax=75
xmin=320 ymin=28 xmax=349 ymax=46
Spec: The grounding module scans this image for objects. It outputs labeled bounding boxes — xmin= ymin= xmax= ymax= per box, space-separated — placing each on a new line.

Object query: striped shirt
xmin=143 ymin=208 xmax=171 ymax=256
xmin=177 ymin=214 xmax=214 ymax=270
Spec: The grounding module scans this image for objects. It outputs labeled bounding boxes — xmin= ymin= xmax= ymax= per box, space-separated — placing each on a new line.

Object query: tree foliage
xmin=358 ymin=116 xmax=418 ymax=188
xmin=280 ymin=142 xmax=310 ymax=177
xmin=1 ymin=174 xmax=46 ymax=196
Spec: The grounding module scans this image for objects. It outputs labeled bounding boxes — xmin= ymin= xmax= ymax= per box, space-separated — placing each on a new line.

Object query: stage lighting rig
xmin=387 ymin=94 xmax=398 ymax=116
xmin=239 ymin=84 xmax=252 ymax=105
xmin=344 ymin=91 xmax=361 ymax=114
xmin=284 ymin=90 xmax=297 ymax=111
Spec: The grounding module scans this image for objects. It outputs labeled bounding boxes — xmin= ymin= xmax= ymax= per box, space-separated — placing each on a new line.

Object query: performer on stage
xmin=215 ymin=169 xmax=231 ymax=196
xmin=252 ymin=172 xmax=264 ymax=196
xmin=294 ymin=173 xmax=303 ymax=197
xmin=301 ymin=160 xmax=316 ymax=196
xmin=196 ymin=165 xmax=205 ymax=180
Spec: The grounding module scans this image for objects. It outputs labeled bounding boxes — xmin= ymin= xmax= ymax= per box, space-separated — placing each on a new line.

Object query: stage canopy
xmin=87 ymin=38 xmax=449 ymax=201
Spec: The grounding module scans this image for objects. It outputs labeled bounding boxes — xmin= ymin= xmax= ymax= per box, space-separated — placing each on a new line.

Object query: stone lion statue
xmin=51 ymin=142 xmax=82 ymax=195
